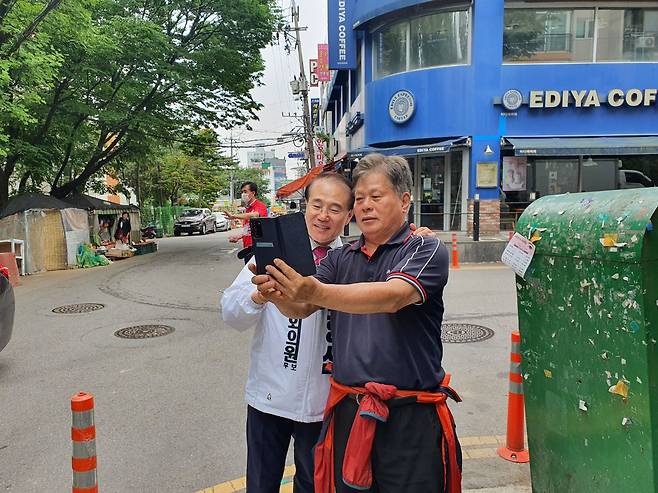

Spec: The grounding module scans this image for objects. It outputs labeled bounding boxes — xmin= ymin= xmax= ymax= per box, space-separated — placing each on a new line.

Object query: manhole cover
xmin=52 ymin=303 xmax=105 ymax=314
xmin=442 ymin=324 xmax=494 ymax=343
xmin=114 ymin=325 xmax=175 ymax=339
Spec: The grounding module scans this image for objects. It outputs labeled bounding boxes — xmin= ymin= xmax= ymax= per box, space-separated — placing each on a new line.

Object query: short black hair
xmin=305 ymin=172 xmax=354 ymax=209
xmin=240 ymin=181 xmax=258 ymax=194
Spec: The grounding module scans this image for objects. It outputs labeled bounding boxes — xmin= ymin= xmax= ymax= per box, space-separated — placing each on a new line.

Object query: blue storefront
xmin=322 ymin=0 xmax=658 ymax=232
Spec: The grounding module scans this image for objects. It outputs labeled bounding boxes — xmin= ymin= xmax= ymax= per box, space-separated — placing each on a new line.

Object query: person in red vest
xmin=252 ymin=154 xmax=461 ymax=493
xmin=225 ymin=181 xmax=268 ymax=263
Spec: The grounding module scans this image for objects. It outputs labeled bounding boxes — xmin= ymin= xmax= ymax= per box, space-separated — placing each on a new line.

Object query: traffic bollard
xmin=498 ymin=332 xmax=530 ymax=463
xmin=451 ymin=233 xmax=459 ymax=269
xmin=71 ymin=392 xmax=98 ymax=493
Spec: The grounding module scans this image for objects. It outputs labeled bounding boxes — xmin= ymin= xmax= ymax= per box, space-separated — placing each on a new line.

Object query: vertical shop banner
xmin=317 ymin=44 xmax=330 ymax=81
xmin=315 ymin=138 xmax=326 ymax=167
xmin=310 ymin=98 xmax=320 ymax=128
xmin=309 ymin=59 xmax=319 ymax=87
xmin=328 ymin=0 xmax=357 ymax=70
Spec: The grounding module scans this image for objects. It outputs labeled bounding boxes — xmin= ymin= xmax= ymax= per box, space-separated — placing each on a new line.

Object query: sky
xmin=221 ymin=0 xmax=328 ymax=177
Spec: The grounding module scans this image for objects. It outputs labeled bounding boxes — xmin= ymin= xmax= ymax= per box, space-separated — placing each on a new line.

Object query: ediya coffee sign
xmin=500 ymin=88 xmax=658 ymax=110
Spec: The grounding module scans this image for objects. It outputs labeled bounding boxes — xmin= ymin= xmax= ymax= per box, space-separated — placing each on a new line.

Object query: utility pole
xmin=291 ymin=0 xmax=315 ymax=171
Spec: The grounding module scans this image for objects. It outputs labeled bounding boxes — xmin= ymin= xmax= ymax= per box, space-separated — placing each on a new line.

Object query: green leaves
xmin=0 ymin=0 xmax=281 ymax=206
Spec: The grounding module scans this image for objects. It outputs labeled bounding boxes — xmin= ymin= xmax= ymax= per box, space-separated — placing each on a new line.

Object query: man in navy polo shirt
xmin=252 ymin=154 xmax=461 ymax=493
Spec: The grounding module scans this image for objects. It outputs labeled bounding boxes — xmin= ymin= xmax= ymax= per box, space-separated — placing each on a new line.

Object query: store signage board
xmin=309 ymin=59 xmax=318 ymax=87
xmin=310 ymin=98 xmax=320 ymax=127
xmin=498 ymin=88 xmax=658 ymax=110
xmin=288 ymin=152 xmax=306 ymax=159
xmin=317 ymin=44 xmax=330 ymax=81
xmin=328 ymin=0 xmax=357 ymax=69
xmin=389 ymin=90 xmax=415 ymax=124
xmin=476 ymin=161 xmax=498 ymax=188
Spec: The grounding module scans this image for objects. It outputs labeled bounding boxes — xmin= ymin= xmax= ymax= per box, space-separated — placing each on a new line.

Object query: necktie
xmin=313 ymin=246 xmax=330 ymax=266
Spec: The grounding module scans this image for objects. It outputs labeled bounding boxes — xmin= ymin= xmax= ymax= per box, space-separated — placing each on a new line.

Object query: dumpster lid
xmin=517 ymin=188 xmax=658 ymax=263
xmin=504 ymin=136 xmax=658 ymax=156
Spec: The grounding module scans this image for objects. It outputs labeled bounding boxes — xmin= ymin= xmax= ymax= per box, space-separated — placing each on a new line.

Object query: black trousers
xmin=332 ymin=397 xmax=462 ymax=493
xmin=246 ymin=405 xmax=322 ymax=493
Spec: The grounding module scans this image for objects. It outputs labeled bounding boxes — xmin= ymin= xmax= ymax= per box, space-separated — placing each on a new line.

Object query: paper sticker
xmin=502 ymin=233 xmax=536 ymax=279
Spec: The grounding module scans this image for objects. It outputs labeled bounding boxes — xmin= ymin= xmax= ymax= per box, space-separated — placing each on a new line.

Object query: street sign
xmin=288 ymin=152 xmax=306 ymax=159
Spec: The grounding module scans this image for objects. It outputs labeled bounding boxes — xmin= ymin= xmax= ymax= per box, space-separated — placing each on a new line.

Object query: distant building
xmin=88 ymin=174 xmax=137 ymax=206
xmin=247 ymin=149 xmax=276 ymax=169
xmin=246 ymin=149 xmax=289 ymax=200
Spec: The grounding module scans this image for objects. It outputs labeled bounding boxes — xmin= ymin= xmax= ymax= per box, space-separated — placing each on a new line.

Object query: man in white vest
xmin=221 ymin=173 xmax=354 ymax=493
xmin=222 ymin=171 xmax=432 ymax=493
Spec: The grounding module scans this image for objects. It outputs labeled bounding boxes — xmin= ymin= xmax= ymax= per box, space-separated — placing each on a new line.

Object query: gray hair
xmin=352 ymin=154 xmax=413 ymax=196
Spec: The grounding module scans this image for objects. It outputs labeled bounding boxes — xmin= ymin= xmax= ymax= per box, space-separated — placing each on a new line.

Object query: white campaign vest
xmin=220 ymin=237 xmax=340 ymax=422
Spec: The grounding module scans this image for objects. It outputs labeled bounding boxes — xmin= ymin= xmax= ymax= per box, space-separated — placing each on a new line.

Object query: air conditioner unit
xmin=635 ymin=36 xmax=656 ymax=49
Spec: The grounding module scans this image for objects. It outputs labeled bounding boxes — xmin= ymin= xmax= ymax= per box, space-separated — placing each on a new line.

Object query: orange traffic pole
xmin=498 ymin=332 xmax=530 ymax=463
xmin=72 ymin=392 xmax=98 ymax=493
xmin=451 ymin=233 xmax=459 ymax=269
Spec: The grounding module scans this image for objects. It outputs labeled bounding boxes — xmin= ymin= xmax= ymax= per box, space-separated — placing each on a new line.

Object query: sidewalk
xmin=197 ymin=434 xmax=532 ymax=493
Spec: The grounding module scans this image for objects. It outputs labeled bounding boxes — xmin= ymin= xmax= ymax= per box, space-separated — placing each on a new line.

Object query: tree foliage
xmin=0 ymin=0 xmax=281 ymax=208
xmin=110 ymin=129 xmax=270 ymax=207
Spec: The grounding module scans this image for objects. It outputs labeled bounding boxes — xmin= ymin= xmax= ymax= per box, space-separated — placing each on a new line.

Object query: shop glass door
xmin=417 ymin=153 xmax=464 ymax=231
xmin=420 ymin=156 xmax=445 ymax=230
xmin=449 ymin=151 xmax=463 ymax=230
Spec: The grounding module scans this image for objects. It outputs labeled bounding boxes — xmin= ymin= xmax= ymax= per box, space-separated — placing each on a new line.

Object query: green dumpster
xmin=515 ymin=188 xmax=658 ymax=492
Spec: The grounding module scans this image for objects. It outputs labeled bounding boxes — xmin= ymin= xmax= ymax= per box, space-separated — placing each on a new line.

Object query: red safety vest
xmin=314 ymin=376 xmax=462 ymax=493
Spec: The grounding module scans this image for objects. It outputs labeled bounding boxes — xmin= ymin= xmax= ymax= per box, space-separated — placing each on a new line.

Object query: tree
xmin=0 ymin=0 xmax=282 ymax=208
xmin=110 ymin=128 xmax=271 ymax=207
xmin=0 ymin=0 xmax=73 ymax=199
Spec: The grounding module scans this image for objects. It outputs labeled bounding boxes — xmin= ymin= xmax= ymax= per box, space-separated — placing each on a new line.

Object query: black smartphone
xmin=250 ymin=213 xmax=316 ymax=276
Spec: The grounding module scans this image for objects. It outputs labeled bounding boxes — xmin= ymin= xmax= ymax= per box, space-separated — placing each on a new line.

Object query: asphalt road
xmin=0 ymin=232 xmax=530 ymax=492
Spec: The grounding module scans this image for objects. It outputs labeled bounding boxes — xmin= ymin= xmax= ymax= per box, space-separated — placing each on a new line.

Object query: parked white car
xmin=213 ymin=212 xmax=230 ymax=231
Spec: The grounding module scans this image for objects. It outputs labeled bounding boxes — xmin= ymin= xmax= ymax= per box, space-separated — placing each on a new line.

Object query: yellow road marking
xmin=196 ymin=434 xmax=518 ymax=493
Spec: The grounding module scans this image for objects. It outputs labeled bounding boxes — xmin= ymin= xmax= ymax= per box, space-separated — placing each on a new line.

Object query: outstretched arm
xmin=253 ymin=259 xmax=421 ymax=315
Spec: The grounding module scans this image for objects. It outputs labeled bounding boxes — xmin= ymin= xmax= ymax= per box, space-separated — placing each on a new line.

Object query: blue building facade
xmin=322 ymin=0 xmax=658 ymax=232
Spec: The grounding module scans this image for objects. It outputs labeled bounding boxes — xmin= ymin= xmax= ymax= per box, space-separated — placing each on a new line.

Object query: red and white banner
xmin=315 ymin=138 xmax=326 ymax=167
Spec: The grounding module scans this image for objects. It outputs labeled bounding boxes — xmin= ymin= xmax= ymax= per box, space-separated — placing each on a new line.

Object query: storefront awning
xmin=504 ymin=136 xmax=658 ymax=157
xmin=348 ymin=137 xmax=470 ymax=159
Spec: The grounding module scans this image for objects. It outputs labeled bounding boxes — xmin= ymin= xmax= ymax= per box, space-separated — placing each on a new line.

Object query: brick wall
xmin=467 ymin=199 xmax=500 ymax=236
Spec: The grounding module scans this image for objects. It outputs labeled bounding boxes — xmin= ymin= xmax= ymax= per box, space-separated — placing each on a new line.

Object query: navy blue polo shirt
xmin=315 ymin=223 xmax=449 ymax=391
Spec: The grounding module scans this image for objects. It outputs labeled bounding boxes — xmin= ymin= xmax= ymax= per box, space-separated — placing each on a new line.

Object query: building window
xmin=374 ymin=8 xmax=470 ymax=79
xmin=504 ymin=9 xmax=595 ymax=63
xmin=504 ymin=7 xmax=658 ymax=64
xmin=375 ymin=21 xmax=408 ymax=78
xmin=597 ymin=9 xmax=658 ymax=62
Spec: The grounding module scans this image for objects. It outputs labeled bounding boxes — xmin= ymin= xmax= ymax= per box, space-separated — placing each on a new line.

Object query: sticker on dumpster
xmin=502 ymin=233 xmax=536 ymax=278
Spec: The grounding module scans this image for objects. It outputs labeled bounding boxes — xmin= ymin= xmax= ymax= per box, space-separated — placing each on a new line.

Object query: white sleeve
xmin=220 ymin=260 xmax=265 ymax=331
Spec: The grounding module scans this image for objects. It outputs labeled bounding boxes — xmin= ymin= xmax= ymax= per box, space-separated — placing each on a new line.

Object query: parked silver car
xmin=174 ymin=208 xmax=217 ymax=236
xmin=0 ymin=274 xmax=15 ymax=354
xmin=213 ymin=212 xmax=230 ymax=231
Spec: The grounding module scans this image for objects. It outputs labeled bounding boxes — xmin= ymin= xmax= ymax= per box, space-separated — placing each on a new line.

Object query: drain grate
xmin=52 ymin=303 xmax=105 ymax=314
xmin=442 ymin=323 xmax=495 ymax=344
xmin=114 ymin=324 xmax=175 ymax=339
